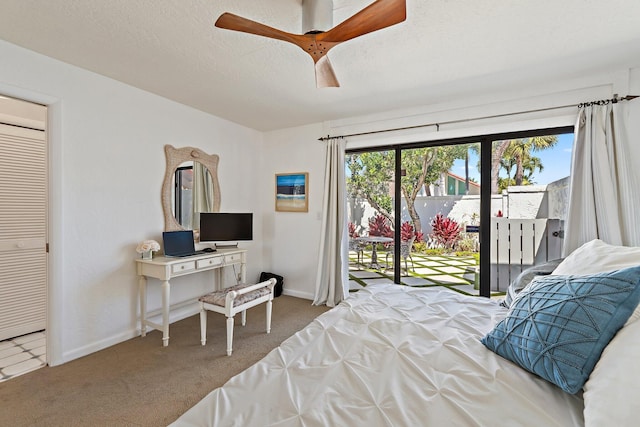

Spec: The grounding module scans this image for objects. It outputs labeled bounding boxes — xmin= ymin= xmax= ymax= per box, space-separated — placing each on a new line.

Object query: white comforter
xmin=172 ymin=284 xmax=584 ymax=426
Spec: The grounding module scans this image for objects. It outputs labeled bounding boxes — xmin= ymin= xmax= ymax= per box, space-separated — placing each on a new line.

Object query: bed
xmin=172 ymin=239 xmax=640 ymax=427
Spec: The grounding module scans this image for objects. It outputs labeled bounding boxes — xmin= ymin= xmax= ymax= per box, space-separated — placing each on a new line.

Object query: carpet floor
xmin=0 ymin=295 xmax=330 ymax=427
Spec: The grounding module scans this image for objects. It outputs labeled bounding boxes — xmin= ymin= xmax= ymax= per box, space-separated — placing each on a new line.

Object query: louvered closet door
xmin=0 ymin=122 xmax=47 ymax=341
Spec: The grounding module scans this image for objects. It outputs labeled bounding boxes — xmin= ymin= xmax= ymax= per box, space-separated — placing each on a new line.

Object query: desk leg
xmin=161 ymin=280 xmax=170 ymax=347
xmin=139 ymin=275 xmax=147 ymax=337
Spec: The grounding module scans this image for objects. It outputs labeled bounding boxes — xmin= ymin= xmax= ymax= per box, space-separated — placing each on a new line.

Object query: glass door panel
xmin=399 ymin=143 xmax=481 ymax=290
xmin=346 ymin=150 xmax=396 ymax=281
xmin=489 ymin=133 xmax=573 ymax=292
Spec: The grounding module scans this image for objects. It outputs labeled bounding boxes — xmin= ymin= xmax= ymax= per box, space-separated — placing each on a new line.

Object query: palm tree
xmin=498 ymin=157 xmax=543 ymax=192
xmin=500 ymin=154 xmax=517 ymax=182
xmin=522 ymin=155 xmax=544 ymax=184
xmin=491 ymin=136 xmax=557 ymax=192
xmin=491 ymin=140 xmax=512 ymax=194
xmin=507 ymin=136 xmax=557 ymax=185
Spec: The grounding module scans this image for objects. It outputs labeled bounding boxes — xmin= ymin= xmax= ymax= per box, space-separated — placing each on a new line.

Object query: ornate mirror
xmin=162 ymin=145 xmax=221 ymax=231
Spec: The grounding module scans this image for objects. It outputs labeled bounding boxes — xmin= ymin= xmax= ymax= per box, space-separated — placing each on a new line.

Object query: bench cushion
xmin=199 ymin=284 xmax=270 ymax=307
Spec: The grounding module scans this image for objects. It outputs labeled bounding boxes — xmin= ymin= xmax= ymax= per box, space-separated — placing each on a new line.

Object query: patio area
xmin=349 ymin=251 xmax=505 ymax=298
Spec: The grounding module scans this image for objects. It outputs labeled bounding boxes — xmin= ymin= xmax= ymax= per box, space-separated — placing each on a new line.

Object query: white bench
xmin=198 ymin=278 xmax=276 ymax=356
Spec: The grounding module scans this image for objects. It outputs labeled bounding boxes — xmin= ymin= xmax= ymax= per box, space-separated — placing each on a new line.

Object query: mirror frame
xmin=162 ymin=144 xmax=221 ymax=231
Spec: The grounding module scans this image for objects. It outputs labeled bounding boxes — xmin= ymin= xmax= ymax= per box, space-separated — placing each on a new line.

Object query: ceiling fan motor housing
xmin=302 ymin=0 xmax=333 ymax=34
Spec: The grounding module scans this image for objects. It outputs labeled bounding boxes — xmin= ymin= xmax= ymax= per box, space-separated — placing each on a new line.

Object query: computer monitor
xmin=199 ymin=213 xmax=253 ymax=243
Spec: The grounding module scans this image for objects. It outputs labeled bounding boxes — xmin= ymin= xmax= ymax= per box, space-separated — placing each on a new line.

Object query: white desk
xmin=135 ymin=248 xmax=247 ymax=346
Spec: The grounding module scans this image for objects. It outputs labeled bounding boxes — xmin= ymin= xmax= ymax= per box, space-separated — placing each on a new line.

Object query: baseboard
xmin=61 ymin=329 xmax=140 ymax=365
xmin=281 ymin=288 xmax=314 ymax=300
xmin=60 ymin=302 xmax=201 ymax=365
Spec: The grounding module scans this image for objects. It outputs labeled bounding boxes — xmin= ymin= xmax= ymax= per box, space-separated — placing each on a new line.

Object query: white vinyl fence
xmin=490 ymin=218 xmax=563 ymax=291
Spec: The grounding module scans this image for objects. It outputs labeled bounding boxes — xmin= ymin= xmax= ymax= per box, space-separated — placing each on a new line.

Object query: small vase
xmin=141 ymin=250 xmax=152 ymax=260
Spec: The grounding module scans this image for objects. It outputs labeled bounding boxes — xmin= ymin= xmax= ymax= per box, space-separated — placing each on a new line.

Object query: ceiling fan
xmin=214 ymin=0 xmax=407 ymax=88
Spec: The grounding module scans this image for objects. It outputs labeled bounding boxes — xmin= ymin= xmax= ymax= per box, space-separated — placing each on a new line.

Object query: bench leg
xmin=226 ymin=316 xmax=234 ymax=356
xmin=200 ymin=305 xmax=207 ymax=346
xmin=241 ymin=310 xmax=247 ymax=326
xmin=266 ymin=299 xmax=272 ymax=334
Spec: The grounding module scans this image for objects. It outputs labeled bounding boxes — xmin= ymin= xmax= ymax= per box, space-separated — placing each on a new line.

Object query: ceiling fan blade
xmin=315 ymin=56 xmax=340 ymax=88
xmin=319 ymin=0 xmax=407 ymax=43
xmin=215 ymin=13 xmax=302 ymax=45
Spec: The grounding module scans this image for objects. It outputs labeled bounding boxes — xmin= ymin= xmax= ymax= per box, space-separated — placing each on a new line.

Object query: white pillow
xmin=554 ymin=239 xmax=640 ymax=327
xmin=552 ymin=239 xmax=640 ymax=276
xmin=583 ymin=316 xmax=640 ymax=427
xmin=558 ymin=239 xmax=640 ymax=425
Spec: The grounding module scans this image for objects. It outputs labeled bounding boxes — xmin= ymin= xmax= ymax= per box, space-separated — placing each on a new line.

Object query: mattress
xmin=172 ymin=284 xmax=584 ymax=426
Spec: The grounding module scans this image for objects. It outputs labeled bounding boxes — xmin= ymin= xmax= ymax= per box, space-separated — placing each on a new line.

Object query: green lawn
xmin=349 ymin=251 xmax=504 ymax=298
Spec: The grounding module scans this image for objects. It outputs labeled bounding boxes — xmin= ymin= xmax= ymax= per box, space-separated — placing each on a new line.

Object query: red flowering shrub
xmin=368 ymin=214 xmax=393 ymax=238
xmin=430 ymin=214 xmax=462 ymax=250
xmin=348 ymin=222 xmax=359 ymax=238
xmin=401 ymin=221 xmax=415 ymax=242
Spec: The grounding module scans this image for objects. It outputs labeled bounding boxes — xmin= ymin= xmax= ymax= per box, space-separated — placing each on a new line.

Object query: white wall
xmin=0 ymin=40 xmax=264 ymax=365
xmin=261 ymin=124 xmax=327 ymax=300
xmin=262 ymin=67 xmax=640 ymax=301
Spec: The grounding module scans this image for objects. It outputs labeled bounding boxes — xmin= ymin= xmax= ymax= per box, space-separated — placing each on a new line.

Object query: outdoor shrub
xmin=398 ymin=222 xmax=424 ymax=243
xmin=413 ymin=241 xmax=427 ymax=253
xmin=348 ymin=222 xmax=359 ymax=238
xmin=456 ymin=235 xmax=478 ymax=252
xmin=368 ymin=213 xmax=393 ymax=237
xmin=401 ymin=221 xmax=414 ymax=241
xmin=424 ymin=247 xmax=445 ymax=256
xmin=430 ymin=214 xmax=463 ymax=250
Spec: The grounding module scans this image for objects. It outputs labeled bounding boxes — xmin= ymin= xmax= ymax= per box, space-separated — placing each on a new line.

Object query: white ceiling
xmin=1 ymin=0 xmax=640 ymax=131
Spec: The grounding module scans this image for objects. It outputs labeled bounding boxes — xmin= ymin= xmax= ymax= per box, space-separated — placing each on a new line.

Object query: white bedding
xmin=172 ymin=284 xmax=584 ymax=426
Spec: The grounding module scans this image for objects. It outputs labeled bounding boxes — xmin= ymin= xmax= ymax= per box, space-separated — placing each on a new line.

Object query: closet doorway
xmin=0 ymin=95 xmax=48 ymax=381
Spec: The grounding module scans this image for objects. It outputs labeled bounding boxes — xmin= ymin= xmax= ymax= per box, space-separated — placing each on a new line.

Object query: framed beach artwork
xmin=275 ymin=172 xmax=309 ymax=212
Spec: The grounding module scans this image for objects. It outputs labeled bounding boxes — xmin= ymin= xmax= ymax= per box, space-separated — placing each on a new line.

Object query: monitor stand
xmin=215 ymin=242 xmax=239 ymax=249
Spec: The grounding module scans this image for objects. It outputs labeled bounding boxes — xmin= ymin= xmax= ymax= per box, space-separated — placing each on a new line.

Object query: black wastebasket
xmin=259 ymin=272 xmax=283 ymax=297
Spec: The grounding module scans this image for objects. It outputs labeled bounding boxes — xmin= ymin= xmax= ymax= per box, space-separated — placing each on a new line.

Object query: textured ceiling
xmin=1 ymin=0 xmax=640 ymax=131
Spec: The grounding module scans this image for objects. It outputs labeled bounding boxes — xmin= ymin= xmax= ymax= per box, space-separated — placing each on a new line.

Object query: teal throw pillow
xmin=482 ymin=266 xmax=640 ymax=394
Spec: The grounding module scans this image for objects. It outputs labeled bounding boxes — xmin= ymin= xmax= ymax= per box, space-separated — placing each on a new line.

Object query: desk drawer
xmin=224 ymin=253 xmax=242 ymax=264
xmin=197 ymin=257 xmax=223 ymax=269
xmin=172 ymin=261 xmax=196 ymax=274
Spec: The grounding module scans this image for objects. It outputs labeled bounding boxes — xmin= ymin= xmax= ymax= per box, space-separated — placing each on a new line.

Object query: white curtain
xmin=313 ymin=137 xmax=349 ymax=307
xmin=563 ymin=101 xmax=640 ymax=255
xmin=192 ymin=162 xmax=214 ymax=228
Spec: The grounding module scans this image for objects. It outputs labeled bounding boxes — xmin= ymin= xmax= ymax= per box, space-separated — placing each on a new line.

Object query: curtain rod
xmin=318 ymin=94 xmax=638 ymax=141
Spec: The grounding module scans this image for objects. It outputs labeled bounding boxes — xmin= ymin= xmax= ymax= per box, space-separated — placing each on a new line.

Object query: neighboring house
xmin=442 ymin=172 xmax=480 ymax=196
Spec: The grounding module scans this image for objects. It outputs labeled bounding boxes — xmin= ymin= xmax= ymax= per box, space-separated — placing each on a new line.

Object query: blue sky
xmin=452 ymin=133 xmax=574 ymax=185
xmin=276 ymin=173 xmax=306 ymax=187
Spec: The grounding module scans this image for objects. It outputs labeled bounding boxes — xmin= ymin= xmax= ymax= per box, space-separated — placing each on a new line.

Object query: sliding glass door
xmin=346 ymin=143 xmax=482 ymax=291
xmin=346 ymin=127 xmax=573 ymax=297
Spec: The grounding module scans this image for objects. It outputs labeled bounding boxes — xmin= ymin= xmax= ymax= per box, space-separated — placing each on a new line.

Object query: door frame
xmin=0 ymin=85 xmax=62 ymax=366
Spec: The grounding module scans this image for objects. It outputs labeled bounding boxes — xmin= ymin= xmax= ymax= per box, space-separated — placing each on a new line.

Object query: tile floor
xmin=0 ymin=331 xmax=46 ymax=383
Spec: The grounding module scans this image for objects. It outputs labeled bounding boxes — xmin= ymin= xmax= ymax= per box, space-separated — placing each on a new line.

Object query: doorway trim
xmin=0 ymin=83 xmax=63 ymax=366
